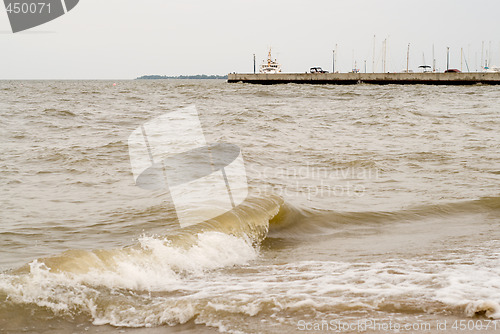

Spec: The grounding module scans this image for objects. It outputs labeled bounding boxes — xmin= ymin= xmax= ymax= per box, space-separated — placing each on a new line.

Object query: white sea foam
xmin=1 ymin=237 xmax=499 ymax=331
xmin=0 ymin=232 xmax=258 ymax=328
xmin=465 ymin=301 xmax=500 ymax=319
xmin=74 ymin=232 xmax=258 ymax=291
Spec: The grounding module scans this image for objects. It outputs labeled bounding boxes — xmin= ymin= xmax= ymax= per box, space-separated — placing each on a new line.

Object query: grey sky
xmin=1 ymin=0 xmax=499 ymax=79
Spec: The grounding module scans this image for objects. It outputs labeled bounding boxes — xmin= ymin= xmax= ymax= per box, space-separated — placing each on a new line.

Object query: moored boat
xmin=260 ymin=49 xmax=282 ymax=74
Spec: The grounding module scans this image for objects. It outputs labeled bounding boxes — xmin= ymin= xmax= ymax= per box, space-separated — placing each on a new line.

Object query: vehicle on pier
xmin=310 ymin=67 xmax=328 ymax=73
xmin=484 ymin=66 xmax=500 ymax=73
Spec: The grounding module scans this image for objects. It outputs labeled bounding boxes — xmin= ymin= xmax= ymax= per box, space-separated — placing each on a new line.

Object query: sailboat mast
xmin=382 ymin=41 xmax=384 ymax=73
xmin=432 ymin=44 xmax=436 ymax=72
xmin=489 ymin=41 xmax=492 ymax=68
xmin=406 ymin=43 xmax=410 ymax=73
xmin=383 ymin=39 xmax=387 ymax=73
xmin=372 ymin=35 xmax=376 ymax=73
xmin=335 ymin=44 xmax=338 ymax=73
xmin=385 ymin=38 xmax=388 ymax=72
xmin=468 ymin=44 xmax=470 ymax=72
xmin=446 ymin=47 xmax=450 ymax=71
xmin=352 ymin=49 xmax=354 ymax=71
xmin=461 ymin=48 xmax=463 ymax=72
xmin=475 ymin=52 xmax=478 ymax=72
xmin=481 ymin=41 xmax=484 ymax=70
xmin=464 ymin=52 xmax=471 ymax=72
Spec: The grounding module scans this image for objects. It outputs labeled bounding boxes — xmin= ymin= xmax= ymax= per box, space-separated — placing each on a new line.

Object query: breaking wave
xmin=1 ymin=195 xmax=500 ymax=331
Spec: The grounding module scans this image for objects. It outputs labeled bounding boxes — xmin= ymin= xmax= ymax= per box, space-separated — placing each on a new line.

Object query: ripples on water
xmin=0 ymin=80 xmax=499 ymax=333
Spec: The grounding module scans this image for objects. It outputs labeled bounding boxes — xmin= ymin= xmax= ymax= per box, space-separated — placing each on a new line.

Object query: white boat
xmin=260 ymin=49 xmax=282 ymax=74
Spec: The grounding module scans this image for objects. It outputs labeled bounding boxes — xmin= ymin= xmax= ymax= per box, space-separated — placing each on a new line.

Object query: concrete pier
xmin=227 ymin=72 xmax=500 ymax=85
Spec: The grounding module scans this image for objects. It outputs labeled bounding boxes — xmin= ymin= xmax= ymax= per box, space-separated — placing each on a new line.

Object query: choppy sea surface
xmin=1 ymin=80 xmax=500 ymax=333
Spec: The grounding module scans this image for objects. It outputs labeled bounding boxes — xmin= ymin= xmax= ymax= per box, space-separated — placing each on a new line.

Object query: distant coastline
xmin=136 ymin=74 xmax=228 ymax=80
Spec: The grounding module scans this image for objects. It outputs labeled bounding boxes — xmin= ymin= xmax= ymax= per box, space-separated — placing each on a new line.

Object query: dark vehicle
xmin=445 ymin=69 xmax=461 ymax=73
xmin=310 ymin=67 xmax=328 ymax=73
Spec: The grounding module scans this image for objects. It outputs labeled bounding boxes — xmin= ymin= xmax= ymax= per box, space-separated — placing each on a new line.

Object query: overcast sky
xmin=1 ymin=0 xmax=499 ymax=79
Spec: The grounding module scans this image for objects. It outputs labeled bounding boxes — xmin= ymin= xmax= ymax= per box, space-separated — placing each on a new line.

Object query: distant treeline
xmin=136 ymin=74 xmax=228 ymax=80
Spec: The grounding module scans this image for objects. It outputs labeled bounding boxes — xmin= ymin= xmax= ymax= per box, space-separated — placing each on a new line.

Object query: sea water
xmin=1 ymin=80 xmax=499 ymax=333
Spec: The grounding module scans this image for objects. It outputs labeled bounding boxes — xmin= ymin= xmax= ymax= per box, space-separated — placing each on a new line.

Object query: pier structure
xmin=227 ymin=72 xmax=500 ymax=85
